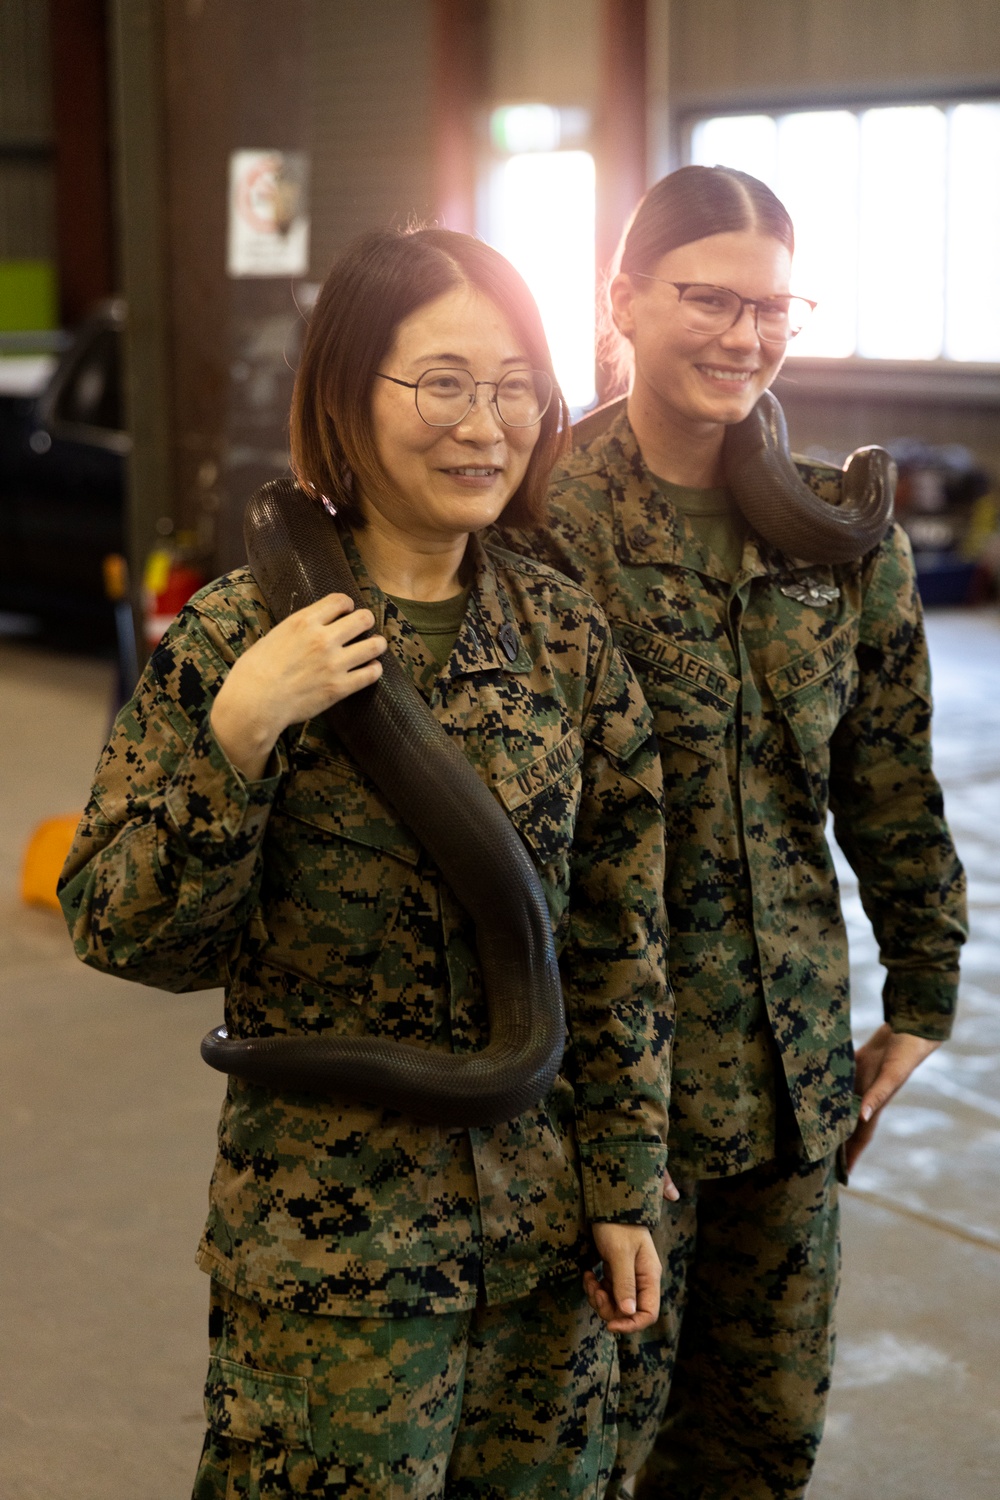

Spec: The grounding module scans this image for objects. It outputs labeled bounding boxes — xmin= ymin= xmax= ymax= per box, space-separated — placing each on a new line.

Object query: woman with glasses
xmin=501 ymin=166 xmax=966 ymax=1500
xmin=59 ymin=226 xmax=671 ymax=1498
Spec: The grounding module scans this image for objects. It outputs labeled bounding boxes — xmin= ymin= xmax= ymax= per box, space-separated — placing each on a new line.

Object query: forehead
xmin=651 ymin=230 xmax=792 ymax=293
xmin=387 ymin=285 xmax=526 ymax=369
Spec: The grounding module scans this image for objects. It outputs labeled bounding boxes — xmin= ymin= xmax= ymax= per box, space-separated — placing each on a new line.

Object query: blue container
xmin=914 ymin=555 xmax=976 ymax=607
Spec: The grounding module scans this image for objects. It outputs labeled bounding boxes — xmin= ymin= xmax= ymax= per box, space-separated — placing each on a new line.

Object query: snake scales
xmin=202 ymin=390 xmax=891 ymax=1123
xmin=572 ymin=389 xmax=895 ymax=563
xmin=200 ymin=476 xmax=566 ymax=1127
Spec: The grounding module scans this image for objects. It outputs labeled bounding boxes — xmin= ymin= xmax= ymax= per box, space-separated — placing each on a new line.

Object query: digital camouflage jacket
xmin=500 ymin=410 xmax=967 ymax=1179
xmin=59 ymin=528 xmax=670 ymax=1317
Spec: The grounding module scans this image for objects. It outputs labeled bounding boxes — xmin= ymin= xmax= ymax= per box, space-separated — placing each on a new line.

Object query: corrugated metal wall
xmin=665 ymin=0 xmax=1000 ymax=109
xmin=0 ymin=0 xmax=54 ymax=259
xmin=656 ymin=0 xmax=1000 ymax=469
xmin=1 ymin=0 xmax=436 ymax=285
xmin=4 ymin=0 xmax=1000 ymax=480
xmin=307 ymin=0 xmax=434 ymax=274
xmin=488 ymin=0 xmax=598 ymax=107
xmin=6 ymin=0 xmax=999 ymax=270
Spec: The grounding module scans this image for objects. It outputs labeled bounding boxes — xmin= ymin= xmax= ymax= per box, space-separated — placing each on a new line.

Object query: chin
xmin=687 ymin=398 xmax=750 ymax=429
xmin=710 ymin=389 xmax=762 ymax=425
xmin=449 ymin=499 xmax=512 ymax=536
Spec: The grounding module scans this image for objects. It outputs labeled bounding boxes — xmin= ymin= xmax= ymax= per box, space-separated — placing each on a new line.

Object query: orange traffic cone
xmin=21 ymin=814 xmax=81 ymax=912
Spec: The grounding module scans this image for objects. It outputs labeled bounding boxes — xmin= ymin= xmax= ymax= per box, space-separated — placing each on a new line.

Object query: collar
xmin=339 ymin=522 xmax=532 ymax=684
xmin=593 ymin=410 xmax=688 ymax=570
xmin=589 ymin=410 xmax=832 ymax=585
xmin=455 ymin=533 xmax=534 ymax=678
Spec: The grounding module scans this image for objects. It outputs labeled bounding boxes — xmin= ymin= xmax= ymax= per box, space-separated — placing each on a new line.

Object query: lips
xmin=695 ymin=365 xmax=757 ymax=384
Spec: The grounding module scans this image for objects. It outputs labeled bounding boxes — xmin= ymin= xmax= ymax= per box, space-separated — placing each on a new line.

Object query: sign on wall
xmin=227 ymin=150 xmax=310 ymax=277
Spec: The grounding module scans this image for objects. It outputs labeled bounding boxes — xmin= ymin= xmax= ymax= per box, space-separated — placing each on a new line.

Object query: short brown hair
xmin=290 ymin=227 xmax=569 ymax=529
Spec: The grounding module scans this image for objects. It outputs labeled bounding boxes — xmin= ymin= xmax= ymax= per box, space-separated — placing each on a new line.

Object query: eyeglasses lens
xmin=496 ymin=371 xmax=552 ymax=426
xmin=757 ymin=298 xmax=812 ymax=341
xmin=414 ymin=369 xmax=552 ymax=427
xmin=678 ymin=286 xmax=812 ymax=343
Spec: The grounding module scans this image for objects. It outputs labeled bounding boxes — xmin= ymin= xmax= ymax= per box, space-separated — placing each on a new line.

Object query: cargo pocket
xmin=638 ymin=671 xmax=731 ymax=846
xmin=202 ymin=1355 xmax=317 ymax=1497
xmin=495 ymin=731 xmax=584 ymax=931
xmin=646 ymin=674 xmax=729 ymax=757
xmin=261 ymin=745 xmax=421 ymax=994
xmin=768 ymin=632 xmax=859 ymax=762
xmin=610 ymin=618 xmax=735 ymax=758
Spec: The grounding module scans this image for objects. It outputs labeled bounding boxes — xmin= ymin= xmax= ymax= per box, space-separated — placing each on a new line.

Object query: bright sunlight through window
xmin=486 ymin=131 xmax=597 ymax=411
xmin=690 ymin=102 xmax=1000 ymax=362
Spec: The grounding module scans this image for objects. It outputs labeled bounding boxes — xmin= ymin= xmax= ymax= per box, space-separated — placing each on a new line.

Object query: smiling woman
xmin=360 ymin=286 xmax=545 ymax=574
xmin=57 ymin=226 xmax=672 ymax=1499
xmin=613 ymin=230 xmax=795 ymax=476
xmin=499 ymin=165 xmax=968 ymax=1500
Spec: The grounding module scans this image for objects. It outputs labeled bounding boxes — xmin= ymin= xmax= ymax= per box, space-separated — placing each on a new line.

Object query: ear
xmin=609 ymin=273 xmax=638 ymax=340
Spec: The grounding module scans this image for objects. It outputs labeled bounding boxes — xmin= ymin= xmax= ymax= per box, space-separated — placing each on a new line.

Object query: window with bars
xmin=687 ymin=102 xmax=1000 ymax=363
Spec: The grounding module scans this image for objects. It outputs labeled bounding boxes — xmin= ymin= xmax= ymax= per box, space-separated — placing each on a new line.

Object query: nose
xmin=454 ymin=387 xmax=505 ymax=439
xmin=719 ymin=302 xmax=761 ymax=351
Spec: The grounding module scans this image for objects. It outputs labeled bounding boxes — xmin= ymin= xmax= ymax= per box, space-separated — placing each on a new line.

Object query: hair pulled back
xmin=290 ymin=227 xmax=568 ymax=529
xmin=618 ymin=164 xmax=794 ymax=274
xmin=601 ymin=165 xmax=795 ymax=390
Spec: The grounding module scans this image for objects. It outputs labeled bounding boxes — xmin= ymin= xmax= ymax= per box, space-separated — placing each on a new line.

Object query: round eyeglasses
xmin=632 ymin=276 xmax=817 ymax=345
xmin=376 ymin=367 xmax=554 ymax=428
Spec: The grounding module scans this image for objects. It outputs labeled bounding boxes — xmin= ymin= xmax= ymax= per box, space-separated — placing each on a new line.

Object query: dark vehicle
xmin=0 ymin=300 xmax=127 ymax=645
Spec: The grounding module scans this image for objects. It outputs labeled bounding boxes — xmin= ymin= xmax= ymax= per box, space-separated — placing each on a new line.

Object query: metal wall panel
xmin=109 ymin=0 xmax=173 ymax=606
xmin=0 ymin=0 xmax=52 ymax=137
xmin=489 ymin=0 xmax=599 ymax=106
xmin=160 ymin=0 xmax=312 ymax=570
xmin=0 ymin=0 xmax=54 ymax=261
xmin=0 ymin=162 xmax=53 ymax=259
xmin=665 ymin=0 xmax=1000 ymax=109
xmin=654 ymin=0 xmax=1000 ymax=472
xmin=307 ymin=0 xmax=435 ymax=273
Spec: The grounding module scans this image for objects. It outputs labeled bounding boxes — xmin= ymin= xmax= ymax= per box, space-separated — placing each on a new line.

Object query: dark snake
xmin=200 ymin=476 xmax=566 ymax=1127
xmin=202 ymin=390 xmax=889 ymax=1123
xmin=573 ymin=389 xmax=895 ymax=563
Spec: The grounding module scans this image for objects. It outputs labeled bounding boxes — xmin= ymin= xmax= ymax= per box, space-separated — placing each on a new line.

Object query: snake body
xmin=721 ymin=390 xmax=894 ymax=563
xmin=573 ymin=390 xmax=894 ymax=563
xmin=200 ymin=476 xmax=566 ymax=1127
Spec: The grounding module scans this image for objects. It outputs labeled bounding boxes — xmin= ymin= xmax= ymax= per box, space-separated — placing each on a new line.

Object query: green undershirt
xmin=654 ymin=476 xmax=747 ymax=582
xmin=386 ymin=586 xmax=472 ymax=669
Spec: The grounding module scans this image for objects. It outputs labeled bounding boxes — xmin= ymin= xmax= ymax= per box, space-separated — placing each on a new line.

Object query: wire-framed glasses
xmin=632 ymin=275 xmax=817 ymax=345
xmin=376 ymin=367 xmax=554 ymax=427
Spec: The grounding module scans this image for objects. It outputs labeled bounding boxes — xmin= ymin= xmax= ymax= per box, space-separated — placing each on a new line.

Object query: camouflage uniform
xmin=194 ymin=1277 xmax=619 ymax=1497
xmin=499 ymin=410 xmax=967 ymax=1499
xmin=59 ymin=524 xmax=669 ymax=1497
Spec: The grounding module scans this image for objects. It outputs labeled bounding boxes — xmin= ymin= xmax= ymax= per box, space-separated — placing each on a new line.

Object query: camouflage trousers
xmin=192 ymin=1275 xmax=619 ymax=1499
xmin=609 ymin=1146 xmax=840 ymax=1500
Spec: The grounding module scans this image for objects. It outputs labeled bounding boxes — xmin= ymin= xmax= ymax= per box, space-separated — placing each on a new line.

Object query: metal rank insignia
xmin=779 ymin=579 xmax=841 ymax=607
xmin=497 ymin=622 xmax=520 ymax=661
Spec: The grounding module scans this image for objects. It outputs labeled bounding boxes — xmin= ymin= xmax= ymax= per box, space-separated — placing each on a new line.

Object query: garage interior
xmin=1 ymin=2 xmax=999 ymax=1497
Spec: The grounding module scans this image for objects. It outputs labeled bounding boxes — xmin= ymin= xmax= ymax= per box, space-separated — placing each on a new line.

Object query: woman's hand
xmin=844 ymin=1022 xmax=941 ymax=1174
xmin=584 ymin=1223 xmax=661 ymax=1334
xmin=210 ymin=593 xmax=387 ymax=781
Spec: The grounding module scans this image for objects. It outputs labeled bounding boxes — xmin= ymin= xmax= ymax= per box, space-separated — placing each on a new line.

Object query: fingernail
xmin=621 ymin=1299 xmax=636 ymax=1315
xmin=664 ymin=1184 xmax=680 ymax=1201
xmin=861 ymin=1104 xmax=873 ymax=1122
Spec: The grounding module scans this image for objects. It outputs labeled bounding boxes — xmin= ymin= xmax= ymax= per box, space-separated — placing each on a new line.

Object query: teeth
xmin=450 ymin=467 xmax=497 ymax=475
xmin=699 ymin=367 xmax=753 ymax=383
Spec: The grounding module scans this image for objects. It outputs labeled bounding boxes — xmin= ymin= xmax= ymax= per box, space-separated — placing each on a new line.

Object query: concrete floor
xmin=0 ymin=608 xmax=997 ymax=1499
